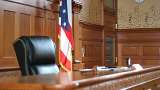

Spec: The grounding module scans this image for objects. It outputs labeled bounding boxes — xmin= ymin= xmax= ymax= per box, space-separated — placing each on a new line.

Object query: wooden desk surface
xmin=0 ymin=70 xmax=108 ymax=90
xmin=0 ymin=70 xmax=107 ymax=84
xmin=0 ymin=66 xmax=159 ymax=90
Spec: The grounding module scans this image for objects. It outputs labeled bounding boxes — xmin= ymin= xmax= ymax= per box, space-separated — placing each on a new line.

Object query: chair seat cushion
xmin=31 ymin=64 xmax=59 ymax=75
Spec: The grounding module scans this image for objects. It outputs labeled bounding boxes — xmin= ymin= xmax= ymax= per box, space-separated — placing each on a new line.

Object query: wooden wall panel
xmin=3 ymin=10 xmax=15 ymax=57
xmin=117 ymin=30 xmax=160 ymax=67
xmin=0 ymin=11 xmax=3 ymax=58
xmin=20 ymin=13 xmax=31 ymax=35
xmin=103 ymin=0 xmax=117 ymax=66
xmin=82 ymin=41 xmax=103 ymax=68
xmin=79 ymin=23 xmax=103 ymax=68
xmin=121 ymin=45 xmax=139 ymax=56
xmin=0 ymin=0 xmax=58 ymax=69
xmin=143 ymin=46 xmax=160 ymax=56
xmin=35 ymin=16 xmax=45 ymax=35
xmin=143 ymin=59 xmax=160 ymax=66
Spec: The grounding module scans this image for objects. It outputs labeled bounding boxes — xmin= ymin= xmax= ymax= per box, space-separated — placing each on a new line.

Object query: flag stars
xmin=63 ymin=22 xmax=66 ymax=27
xmin=62 ymin=9 xmax=66 ymax=13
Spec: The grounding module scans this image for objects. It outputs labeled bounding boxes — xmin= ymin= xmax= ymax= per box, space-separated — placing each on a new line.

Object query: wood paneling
xmin=0 ymin=0 xmax=57 ymax=69
xmin=4 ymin=10 xmax=15 ymax=57
xmin=79 ymin=22 xmax=103 ymax=68
xmin=143 ymin=46 xmax=160 ymax=56
xmin=121 ymin=45 xmax=139 ymax=56
xmin=103 ymin=0 xmax=117 ymax=66
xmin=35 ymin=16 xmax=45 ymax=35
xmin=20 ymin=13 xmax=31 ymax=35
xmin=118 ymin=29 xmax=160 ymax=66
xmin=0 ymin=11 xmax=3 ymax=58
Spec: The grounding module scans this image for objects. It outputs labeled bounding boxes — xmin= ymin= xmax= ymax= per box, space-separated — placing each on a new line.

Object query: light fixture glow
xmin=135 ymin=0 xmax=144 ymax=4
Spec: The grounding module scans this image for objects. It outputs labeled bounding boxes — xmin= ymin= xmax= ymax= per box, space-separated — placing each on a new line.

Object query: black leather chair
xmin=13 ymin=36 xmax=59 ymax=76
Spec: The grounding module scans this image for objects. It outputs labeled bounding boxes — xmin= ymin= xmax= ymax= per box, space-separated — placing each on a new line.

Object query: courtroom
xmin=0 ymin=0 xmax=159 ymax=90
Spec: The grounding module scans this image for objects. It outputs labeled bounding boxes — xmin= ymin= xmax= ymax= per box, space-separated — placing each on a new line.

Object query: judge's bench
xmin=0 ymin=66 xmax=159 ymax=90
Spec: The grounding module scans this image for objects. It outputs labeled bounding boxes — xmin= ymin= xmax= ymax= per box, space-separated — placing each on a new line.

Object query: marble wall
xmin=79 ymin=0 xmax=104 ymax=25
xmin=118 ymin=0 xmax=160 ymax=29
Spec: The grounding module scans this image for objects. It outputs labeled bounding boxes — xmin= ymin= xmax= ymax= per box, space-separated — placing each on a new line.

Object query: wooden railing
xmin=44 ymin=66 xmax=160 ymax=90
xmin=73 ymin=66 xmax=160 ymax=90
xmin=122 ymin=77 xmax=160 ymax=90
xmin=0 ymin=66 xmax=160 ymax=90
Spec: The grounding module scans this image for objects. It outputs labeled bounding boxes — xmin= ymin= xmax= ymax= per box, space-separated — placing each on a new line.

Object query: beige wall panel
xmin=118 ymin=0 xmax=160 ymax=29
xmin=80 ymin=0 xmax=103 ymax=25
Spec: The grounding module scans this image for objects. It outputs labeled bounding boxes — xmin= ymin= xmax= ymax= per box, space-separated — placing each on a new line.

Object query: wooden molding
xmin=4 ymin=0 xmax=59 ymax=13
xmin=79 ymin=21 xmax=104 ymax=31
xmin=0 ymin=66 xmax=19 ymax=72
xmin=117 ymin=28 xmax=160 ymax=32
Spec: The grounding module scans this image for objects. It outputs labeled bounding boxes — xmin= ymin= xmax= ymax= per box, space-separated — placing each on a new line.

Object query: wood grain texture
xmin=0 ymin=83 xmax=44 ymax=90
xmin=0 ymin=0 xmax=57 ymax=69
xmin=117 ymin=29 xmax=160 ymax=66
xmin=78 ymin=22 xmax=104 ymax=68
xmin=0 ymin=66 xmax=159 ymax=90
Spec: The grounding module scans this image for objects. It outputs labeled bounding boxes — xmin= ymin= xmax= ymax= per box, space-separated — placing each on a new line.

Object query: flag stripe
xmin=67 ymin=0 xmax=72 ymax=27
xmin=58 ymin=0 xmax=73 ymax=72
xmin=59 ymin=27 xmax=72 ymax=61
xmin=59 ymin=50 xmax=72 ymax=71
xmin=59 ymin=25 xmax=73 ymax=48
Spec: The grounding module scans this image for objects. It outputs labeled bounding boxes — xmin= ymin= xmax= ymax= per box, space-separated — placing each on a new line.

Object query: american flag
xmin=58 ymin=0 xmax=73 ymax=71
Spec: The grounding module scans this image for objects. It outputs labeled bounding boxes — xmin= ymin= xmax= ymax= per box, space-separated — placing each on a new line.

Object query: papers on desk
xmin=79 ymin=68 xmax=93 ymax=72
xmin=111 ymin=67 xmax=132 ymax=72
xmin=132 ymin=64 xmax=143 ymax=71
xmin=79 ymin=66 xmax=133 ymax=74
xmin=96 ymin=66 xmax=111 ymax=71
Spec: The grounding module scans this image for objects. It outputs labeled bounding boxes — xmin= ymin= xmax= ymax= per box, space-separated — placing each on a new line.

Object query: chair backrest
xmin=13 ymin=36 xmax=59 ymax=76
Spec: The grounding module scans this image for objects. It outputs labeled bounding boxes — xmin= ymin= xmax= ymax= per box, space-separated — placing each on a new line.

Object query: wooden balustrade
xmin=0 ymin=66 xmax=159 ymax=90
xmin=74 ymin=66 xmax=160 ymax=90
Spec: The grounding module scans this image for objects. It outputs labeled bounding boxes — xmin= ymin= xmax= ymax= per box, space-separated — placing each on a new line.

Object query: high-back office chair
xmin=13 ymin=36 xmax=59 ymax=76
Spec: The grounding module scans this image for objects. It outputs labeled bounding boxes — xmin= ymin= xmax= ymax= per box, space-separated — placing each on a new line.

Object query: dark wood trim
xmin=76 ymin=66 xmax=160 ymax=88
xmin=104 ymin=7 xmax=115 ymax=16
xmin=118 ymin=40 xmax=160 ymax=43
xmin=117 ymin=28 xmax=160 ymax=32
xmin=0 ymin=67 xmax=19 ymax=72
xmin=79 ymin=21 xmax=104 ymax=31
xmin=104 ymin=0 xmax=117 ymax=16
xmin=79 ymin=38 xmax=103 ymax=42
xmin=2 ymin=0 xmax=59 ymax=13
